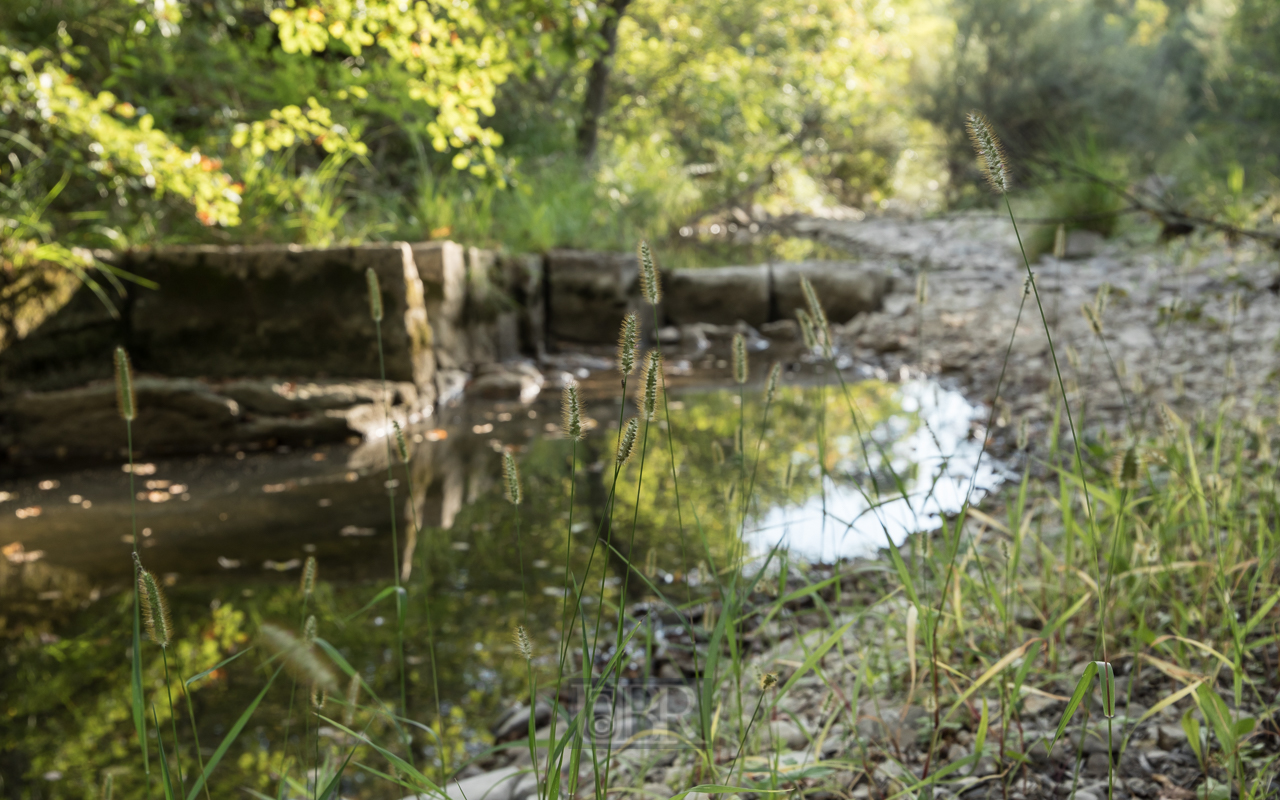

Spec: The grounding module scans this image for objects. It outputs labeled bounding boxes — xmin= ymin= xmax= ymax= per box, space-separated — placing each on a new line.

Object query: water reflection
xmin=748 ymin=379 xmax=1002 ymax=562
xmin=0 ymin=374 xmax=999 ymax=795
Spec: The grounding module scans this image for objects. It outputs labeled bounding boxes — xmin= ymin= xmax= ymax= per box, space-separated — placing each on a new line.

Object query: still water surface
xmin=0 ymin=375 xmax=999 ymax=795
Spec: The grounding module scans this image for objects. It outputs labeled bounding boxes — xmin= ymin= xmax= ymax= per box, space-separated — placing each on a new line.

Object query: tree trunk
xmin=576 ymin=0 xmax=633 ymax=161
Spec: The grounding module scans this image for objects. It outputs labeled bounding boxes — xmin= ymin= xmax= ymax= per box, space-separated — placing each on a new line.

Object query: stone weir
xmin=0 ymin=241 xmax=893 ymax=465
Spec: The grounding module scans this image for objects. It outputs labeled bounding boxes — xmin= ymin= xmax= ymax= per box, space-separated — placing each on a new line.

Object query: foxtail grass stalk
xmin=139 ymin=559 xmax=185 ymax=789
xmin=921 ymin=278 xmax=1031 ymax=778
xmin=366 ymin=268 xmax=411 ymax=763
xmin=968 ymin=110 xmax=1111 ymax=797
xmin=391 ymin=421 xmax=447 ymax=785
xmin=601 ymin=383 xmax=657 ymax=794
xmin=116 ymin=347 xmax=150 ymax=780
xmin=504 ymin=451 xmax=530 ymax=623
xmin=545 ymin=382 xmax=583 ymax=797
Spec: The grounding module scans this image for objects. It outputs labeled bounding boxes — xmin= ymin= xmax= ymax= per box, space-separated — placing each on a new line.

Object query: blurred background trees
xmin=1 ymin=0 xmax=1277 ymax=280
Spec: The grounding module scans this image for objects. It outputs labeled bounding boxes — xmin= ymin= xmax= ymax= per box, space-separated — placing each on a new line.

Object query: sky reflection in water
xmin=748 ymin=379 xmax=1002 ymax=562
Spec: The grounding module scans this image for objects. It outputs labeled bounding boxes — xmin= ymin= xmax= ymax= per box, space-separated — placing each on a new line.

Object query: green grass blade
xmin=319 ymin=744 xmax=360 ymax=800
xmin=1096 ymin=661 xmax=1116 ymax=718
xmin=884 ymin=535 xmax=919 ymax=607
xmin=132 ymin=595 xmax=149 ymax=775
xmin=342 ymin=585 xmax=405 ymax=623
xmin=1182 ymin=707 xmax=1203 ymax=764
xmin=184 ymin=665 xmax=282 ymax=800
xmin=154 ymin=705 xmax=177 ymax=800
xmin=184 ymin=647 xmax=254 ymax=687
xmin=319 ymin=716 xmax=440 ymax=792
xmin=1244 ymin=587 xmax=1280 ymax=636
xmin=1050 ymin=661 xmax=1097 ymax=750
xmin=670 ymin=785 xmax=786 ymax=799
xmin=1195 ymin=683 xmax=1236 ymax=754
xmin=776 ymin=617 xmax=858 ymax=696
xmin=974 ymin=698 xmax=989 ymax=760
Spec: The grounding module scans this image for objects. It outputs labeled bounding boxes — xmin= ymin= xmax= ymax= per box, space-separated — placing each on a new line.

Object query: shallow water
xmin=0 ymin=373 xmax=999 ymax=795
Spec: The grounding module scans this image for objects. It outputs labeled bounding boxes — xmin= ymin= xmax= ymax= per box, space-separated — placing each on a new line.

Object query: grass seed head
xmin=513 ymin=625 xmax=532 ymax=660
xmin=638 ymin=240 xmax=662 ymax=304
xmin=311 ymin=685 xmax=328 ymax=711
xmin=260 ymin=622 xmax=338 ymax=692
xmin=965 ymin=111 xmax=1010 ymax=194
xmin=1053 ymin=224 xmax=1067 ymax=259
xmin=1082 ymin=303 xmax=1104 ymax=336
xmin=796 ymin=309 xmax=817 ymax=351
xmin=799 ymin=276 xmax=829 ymax=333
xmin=757 ymin=671 xmax=778 ymax=691
xmin=393 ymin=420 xmax=409 ymax=464
xmin=1016 ymin=418 xmax=1029 ymax=451
xmin=562 ymin=380 xmax=584 ymax=440
xmin=638 ymin=351 xmax=663 ymax=419
xmin=732 ymin=333 xmax=748 ymax=385
xmin=765 ymin=362 xmax=782 ymax=405
xmin=502 ymin=451 xmax=522 ymax=506
xmin=616 ymin=417 xmax=639 ymax=466
xmin=303 ymin=614 xmax=317 ymax=644
xmin=366 ymin=268 xmax=383 ymax=322
xmin=343 ymin=673 xmax=360 ymax=727
xmin=617 ymin=312 xmax=639 ymax=377
xmin=915 ymin=273 xmax=928 ymax=306
xmin=138 ymin=566 xmax=173 ymax=648
xmin=301 ymin=556 xmax=317 ymax=597
xmin=1110 ymin=445 xmax=1143 ymax=488
xmin=114 ymin=346 xmax=136 ymax=422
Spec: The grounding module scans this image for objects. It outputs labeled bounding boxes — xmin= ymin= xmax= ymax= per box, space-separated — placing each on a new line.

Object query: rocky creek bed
xmin=3 ymin=213 xmax=1276 ymax=799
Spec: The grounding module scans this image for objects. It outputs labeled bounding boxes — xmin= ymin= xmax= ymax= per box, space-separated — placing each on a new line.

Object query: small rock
xmin=759 ymin=319 xmax=800 ymax=340
xmin=882 ymin=294 xmax=912 ymax=316
xmin=1064 ymin=229 xmax=1106 ymax=259
xmin=468 ymin=362 xmax=544 ymax=403
xmin=767 ymin=719 xmax=808 ymax=750
xmin=1072 ymin=730 xmax=1117 ymax=754
xmin=491 ymin=701 xmax=552 ymax=743
xmin=1084 ymin=751 xmax=1111 ymax=778
xmin=1156 ymin=723 xmax=1187 ymax=751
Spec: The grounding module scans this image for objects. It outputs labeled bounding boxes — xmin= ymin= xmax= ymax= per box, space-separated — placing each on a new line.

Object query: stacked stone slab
xmin=548 ymin=254 xmax=894 ymax=336
xmin=0 ymin=241 xmax=544 ymax=463
xmin=1 ymin=240 xmax=892 ymax=464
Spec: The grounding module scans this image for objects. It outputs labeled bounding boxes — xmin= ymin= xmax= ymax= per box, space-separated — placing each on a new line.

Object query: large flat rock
xmin=0 ymin=376 xmax=421 ymax=461
xmin=664 ymin=265 xmax=771 ymax=326
xmin=771 ymin=261 xmax=893 ymax=324
xmin=0 ymin=242 xmax=436 ymax=396
xmin=545 ymin=249 xmax=639 ymax=343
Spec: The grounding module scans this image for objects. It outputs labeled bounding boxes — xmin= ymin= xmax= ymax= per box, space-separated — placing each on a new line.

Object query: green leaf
xmin=1244 ymin=587 xmax=1280 ymax=635
xmin=1234 ymin=717 xmax=1256 ymax=739
xmin=1194 ymin=683 xmax=1236 ymax=754
xmin=184 ymin=647 xmax=254 ymax=687
xmin=185 ymin=665 xmax=282 ymax=800
xmin=342 ymin=585 xmax=405 ymax=623
xmin=1050 ymin=661 xmax=1097 ymax=750
xmin=1095 ymin=661 xmax=1116 ymax=718
xmin=973 ymin=698 xmax=989 ymax=760
xmin=1181 ymin=707 xmax=1203 ymax=765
